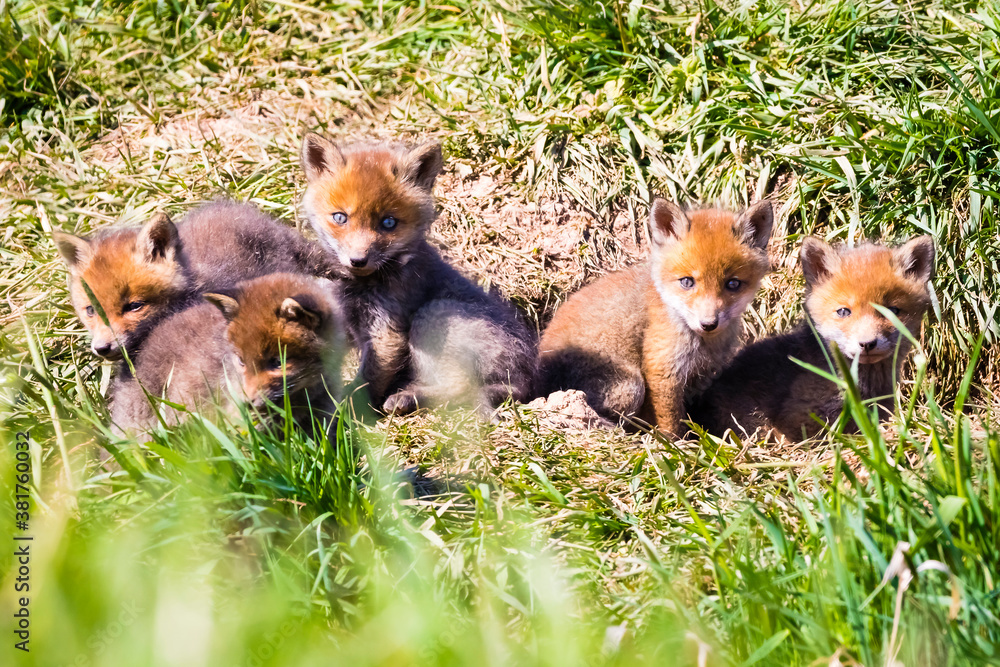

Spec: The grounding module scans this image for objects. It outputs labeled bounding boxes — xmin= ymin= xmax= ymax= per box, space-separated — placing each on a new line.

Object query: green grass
xmin=2 ymin=0 xmax=999 ymax=665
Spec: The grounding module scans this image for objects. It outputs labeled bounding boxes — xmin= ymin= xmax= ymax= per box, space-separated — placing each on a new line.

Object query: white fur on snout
xmin=820 ymin=323 xmax=896 ymax=362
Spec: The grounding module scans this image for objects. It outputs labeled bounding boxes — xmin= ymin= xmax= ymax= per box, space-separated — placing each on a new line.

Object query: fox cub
xmin=299 ymin=132 xmax=535 ymax=414
xmin=54 ymin=201 xmax=331 ymax=360
xmin=538 ymin=199 xmax=773 ymax=435
xmin=206 ymin=273 xmax=346 ymax=424
xmin=691 ymin=236 xmax=935 ymax=440
xmin=110 ymin=274 xmax=345 ymax=433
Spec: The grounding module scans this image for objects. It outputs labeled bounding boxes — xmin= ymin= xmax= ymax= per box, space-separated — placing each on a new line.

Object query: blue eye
xmin=85 ymin=305 xmax=95 ymax=317
xmin=837 ymin=308 xmax=851 ymax=318
xmin=725 ymin=278 xmax=742 ymax=291
xmin=679 ymin=277 xmax=695 ymax=289
xmin=123 ymin=301 xmax=145 ymax=313
xmin=332 ymin=212 xmax=347 ymax=225
xmin=887 ymin=306 xmax=901 ymax=315
xmin=381 ymin=216 xmax=397 ymax=230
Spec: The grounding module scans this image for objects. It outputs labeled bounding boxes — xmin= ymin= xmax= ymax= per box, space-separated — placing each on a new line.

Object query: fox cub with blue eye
xmin=690 ymin=235 xmax=935 ymax=440
xmin=538 ymin=199 xmax=774 ymax=436
xmin=299 ymin=133 xmax=536 ymax=415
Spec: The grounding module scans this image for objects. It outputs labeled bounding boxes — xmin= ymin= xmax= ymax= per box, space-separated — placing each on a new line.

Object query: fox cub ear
xmin=648 ymin=199 xmax=690 ymax=247
xmin=52 ymin=231 xmax=92 ymax=270
xmin=138 ymin=213 xmax=179 ymax=262
xmin=736 ymin=200 xmax=773 ymax=250
xmin=300 ymin=133 xmax=346 ymax=182
xmin=799 ymin=237 xmax=839 ymax=285
xmin=398 ymin=142 xmax=443 ymax=191
xmin=280 ymin=296 xmax=322 ymax=331
xmin=894 ymin=235 xmax=935 ymax=283
xmin=204 ymin=293 xmax=241 ymax=321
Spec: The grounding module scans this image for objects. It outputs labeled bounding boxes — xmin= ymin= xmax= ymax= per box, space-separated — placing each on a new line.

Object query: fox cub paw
xmin=382 ymin=390 xmax=421 ymax=415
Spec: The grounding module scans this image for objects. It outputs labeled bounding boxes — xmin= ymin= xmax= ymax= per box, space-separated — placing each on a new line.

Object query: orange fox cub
xmin=691 ymin=236 xmax=935 ymax=440
xmin=206 ymin=273 xmax=346 ymax=425
xmin=538 ymin=199 xmax=773 ymax=435
xmin=53 ymin=201 xmax=331 ymax=360
xmin=299 ymin=133 xmax=535 ymax=415
xmin=110 ymin=274 xmax=345 ymax=434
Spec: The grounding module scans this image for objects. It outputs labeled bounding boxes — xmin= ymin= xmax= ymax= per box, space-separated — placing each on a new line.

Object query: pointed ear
xmin=138 ymin=213 xmax=179 ymax=261
xmin=280 ymin=297 xmax=322 ymax=331
xmin=398 ymin=142 xmax=443 ymax=191
xmin=799 ymin=237 xmax=838 ymax=285
xmin=736 ymin=200 xmax=773 ymax=250
xmin=300 ymin=132 xmax=345 ymax=182
xmin=648 ymin=198 xmax=689 ymax=247
xmin=52 ymin=231 xmax=92 ymax=270
xmin=894 ymin=235 xmax=935 ymax=282
xmin=204 ymin=293 xmax=241 ymax=321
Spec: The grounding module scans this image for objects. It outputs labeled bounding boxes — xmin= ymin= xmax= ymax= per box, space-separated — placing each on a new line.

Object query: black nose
xmin=700 ymin=319 xmax=719 ymax=332
xmin=92 ymin=341 xmax=114 ymax=356
xmin=860 ymin=339 xmax=878 ymax=351
xmin=349 ymin=255 xmax=368 ymax=268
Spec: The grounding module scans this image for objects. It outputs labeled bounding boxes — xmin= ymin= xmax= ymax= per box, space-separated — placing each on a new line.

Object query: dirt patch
xmin=432 ymin=168 xmax=645 ymax=323
xmin=522 ymin=390 xmax=614 ymax=431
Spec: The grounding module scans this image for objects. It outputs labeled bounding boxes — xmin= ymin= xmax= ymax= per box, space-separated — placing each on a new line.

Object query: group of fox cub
xmin=53 ymin=133 xmax=935 ymax=442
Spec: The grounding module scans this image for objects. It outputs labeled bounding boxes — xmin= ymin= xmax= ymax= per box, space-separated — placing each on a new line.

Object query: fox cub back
xmin=691 ymin=235 xmax=935 ymax=440
xmin=108 ymin=301 xmax=236 ymax=434
xmin=299 ymin=132 xmax=535 ymax=415
xmin=206 ymin=273 xmax=346 ymax=423
xmin=53 ymin=201 xmax=332 ymax=360
xmin=538 ymin=199 xmax=773 ymax=435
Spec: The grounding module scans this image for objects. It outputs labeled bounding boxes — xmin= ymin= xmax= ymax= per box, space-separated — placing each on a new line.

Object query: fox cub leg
xmin=384 ymin=299 xmax=533 ymax=414
xmin=640 ymin=333 xmax=685 ymax=436
xmin=360 ymin=322 xmax=411 ymax=405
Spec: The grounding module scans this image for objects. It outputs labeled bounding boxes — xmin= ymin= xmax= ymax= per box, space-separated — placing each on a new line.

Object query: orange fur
xmin=55 ymin=215 xmax=190 ymax=360
xmin=539 ymin=200 xmax=773 ymax=435
xmin=300 ymin=142 xmax=438 ymax=277
xmin=207 ymin=274 xmax=346 ymax=414
xmin=691 ymin=235 xmax=935 ymax=440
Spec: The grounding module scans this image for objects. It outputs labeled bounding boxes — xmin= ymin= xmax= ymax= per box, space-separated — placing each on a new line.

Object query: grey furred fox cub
xmin=299 ymin=132 xmax=535 ymax=414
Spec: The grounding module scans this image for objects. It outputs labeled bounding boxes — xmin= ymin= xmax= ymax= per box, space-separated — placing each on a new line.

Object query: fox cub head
xmin=53 ymin=213 xmax=191 ymax=360
xmin=649 ymin=200 xmax=773 ymax=337
xmin=299 ymin=133 xmax=443 ymax=278
xmin=205 ymin=274 xmax=345 ymax=410
xmin=801 ymin=236 xmax=935 ymax=364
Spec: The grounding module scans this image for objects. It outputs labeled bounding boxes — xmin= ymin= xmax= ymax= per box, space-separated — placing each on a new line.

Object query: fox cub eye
xmin=836 ymin=308 xmax=851 ymax=318
xmin=234 ymin=355 xmax=245 ymax=368
xmin=380 ymin=216 xmax=398 ymax=230
xmin=123 ymin=301 xmax=145 ymax=313
xmin=887 ymin=306 xmax=901 ymax=316
xmin=265 ymin=357 xmax=284 ymax=371
xmin=679 ymin=277 xmax=695 ymax=290
xmin=725 ymin=278 xmax=742 ymax=291
xmin=332 ymin=212 xmax=348 ymax=225
xmin=85 ymin=305 xmax=95 ymax=317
